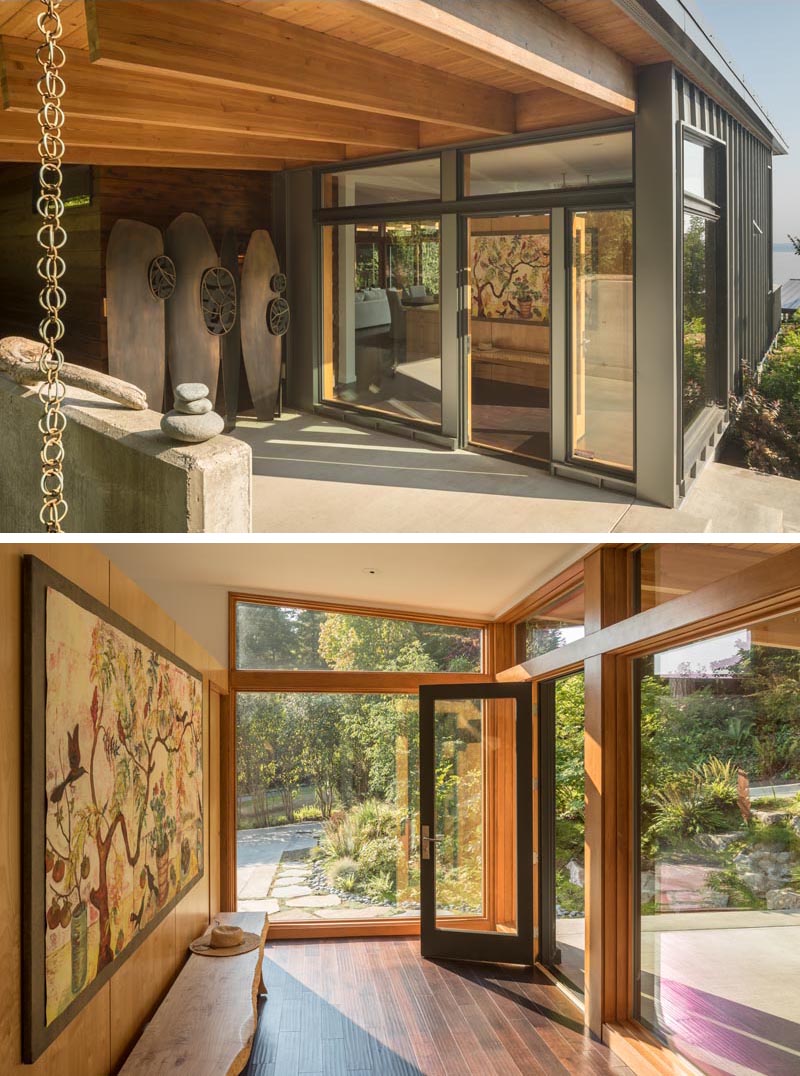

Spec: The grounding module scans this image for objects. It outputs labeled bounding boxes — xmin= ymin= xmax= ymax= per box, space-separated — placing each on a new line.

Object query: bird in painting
xmin=49 ymin=724 xmax=87 ymax=803
xmin=145 ymin=863 xmax=160 ymax=904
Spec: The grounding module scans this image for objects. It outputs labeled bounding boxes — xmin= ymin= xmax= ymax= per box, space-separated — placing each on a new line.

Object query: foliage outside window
xmin=519 ymin=583 xmax=585 ymax=660
xmin=637 ymin=620 xmax=800 ymax=1069
xmin=235 ymin=602 xmax=481 ymax=672
xmin=554 ymin=673 xmax=586 ymax=993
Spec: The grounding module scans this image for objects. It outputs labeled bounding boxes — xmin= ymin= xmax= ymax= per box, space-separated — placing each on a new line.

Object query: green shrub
xmin=363 ymin=870 xmax=396 ymax=903
xmin=707 ymin=865 xmax=762 ymax=910
xmin=294 ymin=805 xmax=324 ymax=822
xmin=647 ymin=756 xmax=740 ymax=845
xmin=326 ymin=856 xmax=359 ymax=889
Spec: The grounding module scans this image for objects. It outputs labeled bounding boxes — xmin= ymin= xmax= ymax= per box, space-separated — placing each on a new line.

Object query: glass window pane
xmin=683 ymin=137 xmax=717 ymax=202
xmin=570 ymin=209 xmax=634 ymax=471
xmin=236 ymin=692 xmax=419 ymax=921
xmin=639 ymin=543 xmax=795 ymax=612
xmin=322 ymin=158 xmax=441 ymax=208
xmin=637 ymin=614 xmax=800 ymax=1072
xmin=433 ymin=697 xmax=487 ymax=925
xmin=235 ymin=602 xmax=482 ymax=672
xmin=555 ymin=673 xmax=585 ymax=994
xmin=322 ymin=219 xmax=442 ymax=427
xmin=520 ymin=583 xmax=585 ymax=660
xmin=683 ymin=212 xmax=718 ymax=430
xmin=465 ymin=132 xmax=632 ymax=197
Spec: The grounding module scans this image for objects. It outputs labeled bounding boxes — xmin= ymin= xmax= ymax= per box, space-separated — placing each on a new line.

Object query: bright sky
xmin=693 ymin=0 xmax=798 ymax=244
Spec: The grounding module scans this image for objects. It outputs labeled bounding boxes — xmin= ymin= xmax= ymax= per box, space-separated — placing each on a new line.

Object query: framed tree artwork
xmin=22 ymin=556 xmax=204 ymax=1062
xmin=471 ymin=230 xmax=551 ymax=324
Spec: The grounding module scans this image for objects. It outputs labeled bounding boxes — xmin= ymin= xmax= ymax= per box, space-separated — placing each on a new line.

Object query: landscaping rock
xmin=696 ymin=832 xmax=740 ymax=851
xmin=733 ymin=849 xmax=792 ymax=894
xmin=752 ymin=809 xmax=792 ymax=826
xmin=766 ymin=888 xmax=800 ymax=910
xmin=792 ymin=817 xmax=800 ymax=837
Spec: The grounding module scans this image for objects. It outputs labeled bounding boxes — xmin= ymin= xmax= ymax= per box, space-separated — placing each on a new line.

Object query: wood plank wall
xmin=0 ymin=545 xmax=228 ymax=1076
xmin=0 ymin=164 xmax=105 ymax=369
xmin=0 ymin=163 xmax=274 ymax=381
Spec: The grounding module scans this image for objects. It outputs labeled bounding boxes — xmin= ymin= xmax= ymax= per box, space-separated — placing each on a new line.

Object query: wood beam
xmin=0 ymin=36 xmax=419 ymax=151
xmin=0 ymin=108 xmax=343 ymax=163
xmin=85 ymin=0 xmax=514 ymax=134
xmin=348 ymin=0 xmax=637 ymax=114
xmin=515 ymin=88 xmax=620 ymax=133
xmin=0 ymin=141 xmax=288 ymax=170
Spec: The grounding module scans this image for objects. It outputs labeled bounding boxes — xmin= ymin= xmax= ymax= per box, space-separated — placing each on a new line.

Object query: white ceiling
xmin=97 ymin=542 xmax=588 ymax=666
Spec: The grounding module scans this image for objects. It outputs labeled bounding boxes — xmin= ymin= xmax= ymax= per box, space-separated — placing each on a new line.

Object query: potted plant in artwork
xmin=148 ymin=777 xmax=176 ymax=908
xmin=513 ymin=278 xmax=534 ymax=319
xmin=45 ymin=806 xmax=91 ymax=995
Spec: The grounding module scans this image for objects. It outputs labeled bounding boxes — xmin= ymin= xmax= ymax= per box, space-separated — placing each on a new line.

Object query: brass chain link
xmin=35 ymin=0 xmax=68 ymax=532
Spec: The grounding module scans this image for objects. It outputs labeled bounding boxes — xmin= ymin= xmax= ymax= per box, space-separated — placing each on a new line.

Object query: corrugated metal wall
xmin=675 ymin=72 xmax=774 ymax=377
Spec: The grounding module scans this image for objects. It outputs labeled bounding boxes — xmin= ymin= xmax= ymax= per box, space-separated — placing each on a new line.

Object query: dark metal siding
xmin=675 ymin=72 xmax=775 ymax=379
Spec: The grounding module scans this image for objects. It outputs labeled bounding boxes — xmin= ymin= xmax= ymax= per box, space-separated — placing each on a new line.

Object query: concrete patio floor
xmin=231 ymin=411 xmax=795 ymax=533
xmin=557 ymin=911 xmax=800 ymax=1076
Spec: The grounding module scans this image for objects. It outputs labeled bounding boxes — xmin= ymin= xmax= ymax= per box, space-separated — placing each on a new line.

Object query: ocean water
xmin=774 ymin=249 xmax=799 ymax=288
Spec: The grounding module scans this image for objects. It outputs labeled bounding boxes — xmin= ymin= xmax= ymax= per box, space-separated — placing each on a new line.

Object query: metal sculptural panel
xmin=219 ymin=229 xmax=242 ymax=425
xmin=164 ymin=213 xmax=221 ymax=405
xmin=240 ymin=229 xmax=283 ymax=420
xmin=148 ymin=255 xmax=176 ymax=301
xmin=200 ymin=266 xmax=237 ymax=337
xmin=106 ymin=219 xmax=167 ymax=411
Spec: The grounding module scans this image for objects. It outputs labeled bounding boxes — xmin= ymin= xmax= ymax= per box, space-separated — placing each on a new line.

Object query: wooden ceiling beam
xmin=85 ymin=0 xmax=514 ymax=133
xmin=0 ymin=141 xmax=288 ymax=170
xmin=346 ymin=0 xmax=636 ymax=114
xmin=0 ymin=37 xmax=420 ymax=151
xmin=0 ymin=108 xmax=344 ymax=163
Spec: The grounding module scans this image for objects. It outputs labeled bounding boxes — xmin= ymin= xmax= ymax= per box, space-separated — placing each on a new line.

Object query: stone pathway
xmin=237 ymin=821 xmax=415 ymax=920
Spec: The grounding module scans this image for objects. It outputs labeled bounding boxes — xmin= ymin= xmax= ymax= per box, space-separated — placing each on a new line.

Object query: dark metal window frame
xmin=678 ymin=123 xmax=729 ymax=461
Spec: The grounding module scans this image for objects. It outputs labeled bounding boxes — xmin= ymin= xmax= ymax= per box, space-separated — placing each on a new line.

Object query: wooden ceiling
xmin=0 ymin=0 xmax=664 ymax=172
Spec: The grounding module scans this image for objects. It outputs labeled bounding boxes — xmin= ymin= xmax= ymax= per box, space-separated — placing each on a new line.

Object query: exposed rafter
xmin=0 ymin=36 xmax=420 ymax=152
xmin=85 ymin=0 xmax=515 ymax=134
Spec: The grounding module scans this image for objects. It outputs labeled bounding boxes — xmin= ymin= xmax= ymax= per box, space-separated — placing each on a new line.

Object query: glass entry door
xmin=466 ymin=214 xmax=552 ymax=463
xmin=418 ymin=683 xmax=533 ymax=963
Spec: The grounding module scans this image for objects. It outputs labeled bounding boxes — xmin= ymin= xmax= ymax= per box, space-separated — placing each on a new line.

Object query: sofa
xmin=354 ymin=287 xmax=391 ymax=330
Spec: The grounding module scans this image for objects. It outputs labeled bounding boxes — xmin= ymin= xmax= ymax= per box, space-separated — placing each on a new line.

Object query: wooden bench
xmin=120 ymin=912 xmax=268 ymax=1076
xmin=472 ymin=347 xmax=550 ymax=390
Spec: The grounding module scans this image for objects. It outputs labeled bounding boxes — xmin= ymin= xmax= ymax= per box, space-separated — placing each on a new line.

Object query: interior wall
xmin=0 ymin=544 xmax=227 ymax=1076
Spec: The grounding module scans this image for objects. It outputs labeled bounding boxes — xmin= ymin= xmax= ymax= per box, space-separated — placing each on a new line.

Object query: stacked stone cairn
xmin=161 ymin=382 xmax=225 ymax=443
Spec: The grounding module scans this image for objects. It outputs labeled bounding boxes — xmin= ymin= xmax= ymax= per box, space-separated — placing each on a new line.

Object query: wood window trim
xmin=226 ymin=591 xmax=494 ymax=937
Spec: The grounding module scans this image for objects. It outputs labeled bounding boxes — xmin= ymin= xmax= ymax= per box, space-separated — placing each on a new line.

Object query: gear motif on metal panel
xmin=267 ymin=296 xmax=290 ymax=337
xmin=148 ymin=254 xmax=176 ymax=300
xmin=270 ymin=272 xmax=287 ymax=295
xmin=200 ymin=266 xmax=237 ymax=336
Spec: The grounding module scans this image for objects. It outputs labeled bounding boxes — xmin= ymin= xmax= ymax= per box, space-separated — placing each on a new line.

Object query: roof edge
xmin=611 ymin=0 xmax=788 ymax=154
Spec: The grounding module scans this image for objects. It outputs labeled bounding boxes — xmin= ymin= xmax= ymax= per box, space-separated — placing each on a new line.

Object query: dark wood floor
xmin=245 ymin=938 xmax=632 ymax=1075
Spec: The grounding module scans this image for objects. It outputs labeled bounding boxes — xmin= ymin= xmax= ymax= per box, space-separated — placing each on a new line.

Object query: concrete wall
xmin=0 ymin=376 xmax=252 ymax=533
xmin=0 ymin=543 xmax=228 ymax=1075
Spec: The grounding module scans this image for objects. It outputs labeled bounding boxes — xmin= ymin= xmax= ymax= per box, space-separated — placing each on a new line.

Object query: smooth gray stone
xmin=160 ymin=409 xmax=225 ymax=443
xmin=174 ymin=396 xmax=213 ymax=415
xmin=173 ymin=382 xmax=210 ymax=403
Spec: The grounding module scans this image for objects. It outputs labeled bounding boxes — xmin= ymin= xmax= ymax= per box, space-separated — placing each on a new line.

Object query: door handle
xmin=421 ymin=824 xmax=435 ymax=860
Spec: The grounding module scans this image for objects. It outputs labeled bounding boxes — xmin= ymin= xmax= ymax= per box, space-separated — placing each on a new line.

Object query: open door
xmin=419 ymin=683 xmax=533 ymax=964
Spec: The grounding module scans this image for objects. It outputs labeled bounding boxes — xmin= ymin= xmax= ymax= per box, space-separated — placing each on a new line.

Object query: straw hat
xmin=189 ymin=922 xmax=261 ymax=957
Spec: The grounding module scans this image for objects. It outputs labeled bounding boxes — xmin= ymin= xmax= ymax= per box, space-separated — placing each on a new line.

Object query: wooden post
xmin=583 ymin=548 xmax=635 ymax=1035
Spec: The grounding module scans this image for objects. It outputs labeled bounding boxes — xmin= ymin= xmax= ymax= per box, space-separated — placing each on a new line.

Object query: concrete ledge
xmin=0 ymin=375 xmax=252 ymax=532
